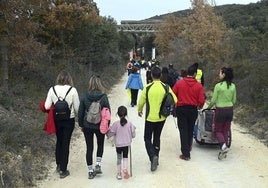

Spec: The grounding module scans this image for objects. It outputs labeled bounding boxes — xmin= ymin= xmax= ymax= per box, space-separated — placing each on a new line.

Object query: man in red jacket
xmin=172 ymin=65 xmax=205 ymax=160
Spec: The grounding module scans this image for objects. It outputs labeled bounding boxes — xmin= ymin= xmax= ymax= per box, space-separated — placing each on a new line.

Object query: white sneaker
xmin=116 ymin=173 xmax=122 ymax=180
xmin=218 ymin=146 xmax=229 ymax=160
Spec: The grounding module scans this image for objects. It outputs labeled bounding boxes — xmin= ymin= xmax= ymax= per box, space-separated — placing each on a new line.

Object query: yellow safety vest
xmin=196 ymin=69 xmax=203 ymax=83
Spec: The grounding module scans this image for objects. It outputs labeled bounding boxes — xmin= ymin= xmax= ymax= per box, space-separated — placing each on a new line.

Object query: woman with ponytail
xmin=107 ymin=106 xmax=136 ymax=180
xmin=207 ymin=67 xmax=237 ymax=160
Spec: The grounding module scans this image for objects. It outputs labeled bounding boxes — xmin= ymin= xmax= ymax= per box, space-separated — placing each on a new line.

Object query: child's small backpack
xmin=53 ymin=86 xmax=73 ymax=121
xmin=86 ymin=99 xmax=102 ymax=124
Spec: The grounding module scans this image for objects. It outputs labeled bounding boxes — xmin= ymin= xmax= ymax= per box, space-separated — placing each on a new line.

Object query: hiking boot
xmin=151 ymin=156 xmax=158 ymax=172
xmin=88 ymin=171 xmax=96 ymax=179
xmin=116 ymin=173 xmax=122 ymax=180
xmin=218 ymin=147 xmax=229 ymax=160
xmin=59 ymin=170 xmax=70 ymax=179
xmin=95 ymin=164 xmax=102 ymax=174
xmin=123 ymin=169 xmax=130 ymax=179
xmin=179 ymin=154 xmax=190 ymax=161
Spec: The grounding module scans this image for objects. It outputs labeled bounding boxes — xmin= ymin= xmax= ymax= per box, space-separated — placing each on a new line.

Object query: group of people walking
xmin=137 ymin=62 xmax=236 ymax=171
xmin=42 ymin=71 xmax=136 ymax=180
xmin=41 ymin=60 xmax=236 ymax=180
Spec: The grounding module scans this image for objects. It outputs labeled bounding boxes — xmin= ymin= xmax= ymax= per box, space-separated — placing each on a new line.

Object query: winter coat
xmin=125 ymin=72 xmax=143 ymax=90
xmin=39 ymin=100 xmax=56 ymax=135
xmin=172 ymin=77 xmax=205 ymax=108
xmin=107 ymin=120 xmax=136 ymax=147
xmin=100 ymin=107 xmax=111 ymax=134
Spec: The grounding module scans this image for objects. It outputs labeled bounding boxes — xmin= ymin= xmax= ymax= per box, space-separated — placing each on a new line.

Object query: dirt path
xmin=37 ymin=70 xmax=268 ymax=188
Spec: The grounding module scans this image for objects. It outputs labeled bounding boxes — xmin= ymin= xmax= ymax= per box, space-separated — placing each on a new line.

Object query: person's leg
xmin=152 ymin=120 xmax=165 ymax=158
xmin=116 ymin=147 xmax=122 ymax=180
xmin=144 ymin=121 xmax=155 ymax=161
xmin=177 ymin=108 xmax=189 ymax=158
xmin=55 ymin=122 xmax=63 ymax=170
xmin=122 ymin=146 xmax=129 ymax=179
xmin=130 ymin=89 xmax=135 ymax=106
xmin=83 ymin=128 xmax=94 ymax=167
xmin=130 ymin=89 xmax=138 ymax=106
xmin=214 ymin=108 xmax=227 ymax=146
xmin=95 ymin=129 xmax=105 ymax=174
xmin=223 ymin=108 xmax=233 ymax=145
xmin=60 ymin=119 xmax=75 ymax=172
xmin=187 ymin=108 xmax=198 ymax=156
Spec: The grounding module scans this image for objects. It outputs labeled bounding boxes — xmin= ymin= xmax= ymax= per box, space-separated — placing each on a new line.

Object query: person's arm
xmin=72 ymin=88 xmax=80 ymax=113
xmin=78 ymin=97 xmax=85 ymax=127
xmin=138 ymin=87 xmax=146 ymax=116
xmin=198 ymin=86 xmax=205 ymax=109
xmin=232 ymin=84 xmax=237 ymax=105
xmin=207 ymin=84 xmax=218 ymax=109
xmin=44 ymin=87 xmax=53 ymax=110
xmin=169 ymin=87 xmax=178 ymax=104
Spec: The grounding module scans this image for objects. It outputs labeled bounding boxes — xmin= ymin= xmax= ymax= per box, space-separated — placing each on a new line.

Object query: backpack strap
xmin=64 ymin=86 xmax=73 ymax=100
xmin=53 ymin=86 xmax=73 ymax=108
xmin=52 ymin=86 xmax=72 ymax=100
xmin=52 ymin=86 xmax=59 ymax=100
xmin=145 ymin=82 xmax=154 ymax=119
xmin=159 ymin=83 xmax=169 ymax=118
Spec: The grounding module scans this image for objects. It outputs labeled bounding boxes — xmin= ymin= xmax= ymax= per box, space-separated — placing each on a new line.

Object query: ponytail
xmin=120 ymin=116 xmax=127 ymax=126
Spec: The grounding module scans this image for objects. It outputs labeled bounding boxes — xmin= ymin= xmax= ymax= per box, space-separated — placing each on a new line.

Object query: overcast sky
xmin=94 ymin=0 xmax=259 ymax=24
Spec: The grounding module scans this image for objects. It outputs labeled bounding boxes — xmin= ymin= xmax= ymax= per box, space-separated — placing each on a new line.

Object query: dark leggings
xmin=130 ymin=89 xmax=139 ymax=105
xmin=83 ymin=127 xmax=105 ymax=165
xmin=55 ymin=118 xmax=75 ymax=171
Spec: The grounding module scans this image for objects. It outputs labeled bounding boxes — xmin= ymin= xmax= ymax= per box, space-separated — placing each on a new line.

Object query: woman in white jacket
xmin=45 ymin=70 xmax=80 ymax=178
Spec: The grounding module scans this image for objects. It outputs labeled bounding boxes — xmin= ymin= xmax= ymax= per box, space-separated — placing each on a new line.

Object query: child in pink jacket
xmin=107 ymin=106 xmax=136 ymax=180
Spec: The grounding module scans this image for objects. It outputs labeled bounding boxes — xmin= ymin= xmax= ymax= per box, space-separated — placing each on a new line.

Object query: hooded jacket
xmin=125 ymin=72 xmax=144 ymax=90
xmin=172 ymin=77 xmax=205 ymax=108
xmin=78 ymin=91 xmax=110 ymax=129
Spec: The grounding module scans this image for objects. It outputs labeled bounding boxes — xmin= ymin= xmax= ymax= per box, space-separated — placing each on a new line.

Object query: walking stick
xmin=173 ymin=116 xmax=178 ymax=129
xmin=129 ymin=145 xmax=132 ymax=177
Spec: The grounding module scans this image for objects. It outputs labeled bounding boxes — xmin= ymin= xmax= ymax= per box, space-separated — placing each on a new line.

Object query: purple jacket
xmin=107 ymin=120 xmax=136 ymax=147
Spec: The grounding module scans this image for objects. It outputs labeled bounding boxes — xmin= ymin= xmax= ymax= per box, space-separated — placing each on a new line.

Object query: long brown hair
xmin=56 ymin=70 xmax=74 ymax=86
xmin=88 ymin=75 xmax=106 ymax=92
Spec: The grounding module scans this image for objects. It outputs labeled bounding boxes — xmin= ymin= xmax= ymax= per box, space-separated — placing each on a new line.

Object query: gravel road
xmin=37 ymin=70 xmax=268 ymax=188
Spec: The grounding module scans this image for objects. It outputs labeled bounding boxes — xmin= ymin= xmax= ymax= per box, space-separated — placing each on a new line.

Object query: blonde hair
xmin=56 ymin=70 xmax=74 ymax=86
xmin=88 ymin=75 xmax=105 ymax=92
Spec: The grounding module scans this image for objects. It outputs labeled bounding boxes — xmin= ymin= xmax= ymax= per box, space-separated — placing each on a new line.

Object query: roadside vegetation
xmin=0 ymin=0 xmax=267 ymax=187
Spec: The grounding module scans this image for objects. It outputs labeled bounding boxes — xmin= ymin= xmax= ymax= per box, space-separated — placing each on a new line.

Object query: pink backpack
xmin=100 ymin=107 xmax=111 ymax=134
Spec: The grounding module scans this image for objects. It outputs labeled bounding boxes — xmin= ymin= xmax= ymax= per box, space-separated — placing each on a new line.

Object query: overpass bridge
xmin=117 ymin=20 xmax=162 ymax=33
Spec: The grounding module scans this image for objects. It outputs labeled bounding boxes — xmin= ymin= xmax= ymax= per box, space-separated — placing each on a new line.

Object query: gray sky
xmin=94 ymin=0 xmax=259 ymax=24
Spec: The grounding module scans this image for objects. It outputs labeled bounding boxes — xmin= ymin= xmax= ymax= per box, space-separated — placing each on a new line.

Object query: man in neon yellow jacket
xmin=138 ymin=66 xmax=177 ymax=172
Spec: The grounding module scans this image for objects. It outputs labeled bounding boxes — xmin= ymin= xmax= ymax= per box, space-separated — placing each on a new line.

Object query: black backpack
xmin=53 ymin=86 xmax=73 ymax=121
